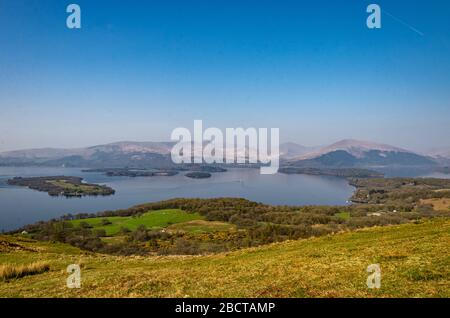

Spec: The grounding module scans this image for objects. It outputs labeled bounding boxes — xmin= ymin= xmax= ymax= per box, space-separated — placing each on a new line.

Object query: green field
xmin=335 ymin=211 xmax=350 ymax=220
xmin=1 ymin=218 xmax=449 ymax=297
xmin=70 ymin=209 xmax=203 ymax=235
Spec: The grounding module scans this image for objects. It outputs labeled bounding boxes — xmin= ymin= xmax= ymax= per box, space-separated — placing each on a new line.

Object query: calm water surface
xmin=0 ymin=167 xmax=357 ymax=231
xmin=1 ymin=166 xmax=448 ymax=231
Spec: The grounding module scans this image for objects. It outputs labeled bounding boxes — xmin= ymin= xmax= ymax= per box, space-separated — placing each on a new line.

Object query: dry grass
xmin=0 ymin=218 xmax=449 ymax=297
xmin=421 ymin=198 xmax=450 ymax=211
xmin=0 ymin=261 xmax=50 ymax=281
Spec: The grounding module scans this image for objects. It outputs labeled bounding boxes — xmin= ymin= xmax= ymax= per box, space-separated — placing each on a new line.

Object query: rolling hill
xmin=0 ymin=141 xmax=175 ymax=160
xmin=0 ymin=141 xmax=175 ymax=168
xmin=296 ymin=139 xmax=407 ymax=160
xmin=287 ymin=139 xmax=436 ymax=168
xmin=1 ymin=218 xmax=449 ymax=297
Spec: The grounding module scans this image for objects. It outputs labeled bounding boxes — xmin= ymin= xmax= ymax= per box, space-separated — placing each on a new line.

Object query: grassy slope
xmin=0 ymin=218 xmax=449 ymax=298
xmin=70 ymin=209 xmax=203 ymax=235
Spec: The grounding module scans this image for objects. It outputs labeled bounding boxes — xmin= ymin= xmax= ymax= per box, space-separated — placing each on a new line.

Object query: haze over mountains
xmin=295 ymin=139 xmax=407 ymax=160
xmin=0 ymin=142 xmax=175 ymax=160
xmin=279 ymin=142 xmax=318 ymax=159
xmin=428 ymin=147 xmax=450 ymax=160
xmin=0 ymin=139 xmax=447 ymax=169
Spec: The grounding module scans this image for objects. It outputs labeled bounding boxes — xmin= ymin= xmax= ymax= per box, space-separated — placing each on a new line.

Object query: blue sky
xmin=0 ymin=0 xmax=449 ymax=152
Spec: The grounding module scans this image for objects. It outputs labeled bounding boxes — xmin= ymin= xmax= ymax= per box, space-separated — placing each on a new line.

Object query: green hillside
xmin=1 ymin=217 xmax=449 ymax=298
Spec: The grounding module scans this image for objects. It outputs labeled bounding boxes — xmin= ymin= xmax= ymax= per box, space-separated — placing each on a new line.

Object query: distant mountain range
xmin=428 ymin=147 xmax=450 ymax=160
xmin=0 ymin=141 xmax=176 ymax=169
xmin=294 ymin=139 xmax=407 ymax=160
xmin=0 ymin=139 xmax=446 ymax=169
xmin=0 ymin=141 xmax=175 ymax=160
xmin=279 ymin=142 xmax=318 ymax=159
xmin=285 ymin=139 xmax=439 ymax=168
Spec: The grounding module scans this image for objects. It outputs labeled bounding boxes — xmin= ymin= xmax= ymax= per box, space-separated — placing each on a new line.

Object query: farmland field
xmin=69 ymin=209 xmax=203 ymax=235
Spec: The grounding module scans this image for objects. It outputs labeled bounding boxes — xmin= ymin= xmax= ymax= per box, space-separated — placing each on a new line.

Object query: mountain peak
xmin=87 ymin=141 xmax=174 ymax=154
xmin=297 ymin=139 xmax=409 ymax=160
xmin=329 ymin=139 xmax=406 ymax=151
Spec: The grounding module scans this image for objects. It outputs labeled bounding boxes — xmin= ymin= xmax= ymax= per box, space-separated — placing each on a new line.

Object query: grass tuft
xmin=0 ymin=261 xmax=50 ymax=281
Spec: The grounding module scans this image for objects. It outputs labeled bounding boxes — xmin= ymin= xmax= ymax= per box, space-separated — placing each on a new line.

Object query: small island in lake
xmin=82 ymin=166 xmax=226 ymax=178
xmin=82 ymin=168 xmax=178 ymax=177
xmin=185 ymin=165 xmax=227 ymax=173
xmin=7 ymin=176 xmax=115 ymax=197
xmin=185 ymin=172 xmax=212 ymax=179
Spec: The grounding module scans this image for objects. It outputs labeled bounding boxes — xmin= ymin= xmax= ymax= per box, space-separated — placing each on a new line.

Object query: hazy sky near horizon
xmin=1 ymin=0 xmax=450 ymax=152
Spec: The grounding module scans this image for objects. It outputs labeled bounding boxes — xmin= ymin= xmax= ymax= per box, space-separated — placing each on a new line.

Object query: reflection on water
xmin=0 ymin=166 xmax=355 ymax=231
xmin=1 ymin=166 xmax=448 ymax=232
